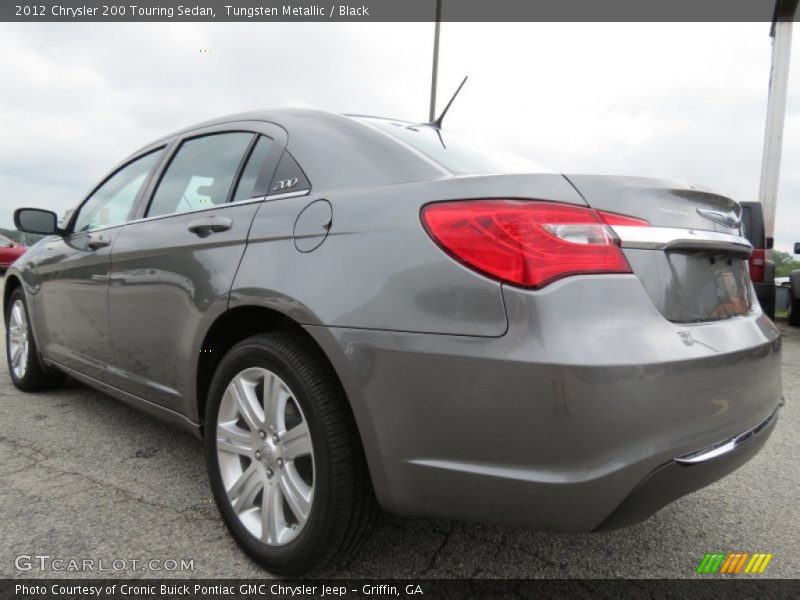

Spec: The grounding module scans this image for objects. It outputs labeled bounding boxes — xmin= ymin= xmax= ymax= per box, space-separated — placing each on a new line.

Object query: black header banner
xmin=5 ymin=579 xmax=800 ymax=600
xmin=2 ymin=0 xmax=800 ymax=23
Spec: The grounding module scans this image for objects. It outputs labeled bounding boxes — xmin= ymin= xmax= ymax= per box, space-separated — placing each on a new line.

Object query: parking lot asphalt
xmin=0 ymin=274 xmax=797 ymax=579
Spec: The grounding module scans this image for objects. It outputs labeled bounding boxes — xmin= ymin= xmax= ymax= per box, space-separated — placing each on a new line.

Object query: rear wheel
xmin=204 ymin=333 xmax=377 ymax=575
xmin=5 ymin=287 xmax=65 ymax=391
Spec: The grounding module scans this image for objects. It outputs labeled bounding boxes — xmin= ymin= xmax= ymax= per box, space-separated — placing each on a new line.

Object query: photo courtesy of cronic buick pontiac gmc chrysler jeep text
xmin=4 ymin=110 xmax=783 ymax=574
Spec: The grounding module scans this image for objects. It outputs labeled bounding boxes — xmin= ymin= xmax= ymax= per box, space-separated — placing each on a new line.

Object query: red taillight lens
xmin=748 ymin=249 xmax=766 ymax=282
xmin=421 ymin=199 xmax=639 ymax=289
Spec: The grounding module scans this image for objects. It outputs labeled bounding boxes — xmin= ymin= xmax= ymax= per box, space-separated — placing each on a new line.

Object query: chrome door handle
xmin=86 ymin=234 xmax=111 ymax=251
xmin=188 ymin=216 xmax=233 ymax=237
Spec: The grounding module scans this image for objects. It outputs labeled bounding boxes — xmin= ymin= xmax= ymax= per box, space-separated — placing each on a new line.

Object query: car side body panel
xmin=21 ymin=229 xmax=120 ymax=381
xmin=107 ymin=201 xmax=262 ymax=411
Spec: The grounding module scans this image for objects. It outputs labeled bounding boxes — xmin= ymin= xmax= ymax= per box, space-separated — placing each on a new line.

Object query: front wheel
xmin=204 ymin=333 xmax=377 ymax=575
xmin=5 ymin=287 xmax=65 ymax=391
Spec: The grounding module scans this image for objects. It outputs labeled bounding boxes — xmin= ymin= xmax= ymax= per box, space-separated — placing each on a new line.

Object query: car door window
xmin=73 ymin=148 xmax=164 ymax=233
xmin=147 ymin=132 xmax=254 ymax=218
xmin=232 ymin=136 xmax=274 ymax=202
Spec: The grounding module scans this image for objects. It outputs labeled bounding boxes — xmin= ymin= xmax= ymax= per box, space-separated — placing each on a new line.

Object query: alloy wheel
xmin=216 ymin=367 xmax=315 ymax=546
xmin=8 ymin=299 xmax=29 ymax=380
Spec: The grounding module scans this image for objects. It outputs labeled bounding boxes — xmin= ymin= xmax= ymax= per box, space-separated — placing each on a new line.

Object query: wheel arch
xmin=196 ymin=304 xmax=311 ymax=425
xmin=194 ymin=303 xmax=391 ymax=509
xmin=3 ymin=273 xmax=22 ymax=322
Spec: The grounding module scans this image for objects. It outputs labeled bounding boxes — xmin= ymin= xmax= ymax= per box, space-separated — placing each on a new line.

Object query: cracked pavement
xmin=1 ymin=276 xmax=798 ymax=578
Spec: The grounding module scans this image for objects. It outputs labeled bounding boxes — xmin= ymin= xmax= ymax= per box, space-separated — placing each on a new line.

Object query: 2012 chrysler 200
xmin=4 ymin=110 xmax=782 ymax=574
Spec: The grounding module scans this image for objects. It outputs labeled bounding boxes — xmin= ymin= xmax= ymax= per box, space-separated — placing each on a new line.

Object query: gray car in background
xmin=4 ymin=110 xmax=783 ymax=574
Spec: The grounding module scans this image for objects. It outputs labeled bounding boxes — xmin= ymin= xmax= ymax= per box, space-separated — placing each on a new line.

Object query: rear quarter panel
xmin=231 ymin=174 xmax=585 ymax=335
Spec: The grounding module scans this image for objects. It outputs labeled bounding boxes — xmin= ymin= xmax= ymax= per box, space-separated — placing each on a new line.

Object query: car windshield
xmin=355 ymin=116 xmax=551 ymax=176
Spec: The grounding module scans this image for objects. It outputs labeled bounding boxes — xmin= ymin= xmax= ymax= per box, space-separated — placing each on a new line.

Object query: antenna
xmin=429 ymin=75 xmax=468 ymax=129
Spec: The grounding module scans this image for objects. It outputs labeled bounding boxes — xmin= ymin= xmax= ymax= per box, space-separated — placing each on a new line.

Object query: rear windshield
xmin=355 ymin=117 xmax=551 ymax=176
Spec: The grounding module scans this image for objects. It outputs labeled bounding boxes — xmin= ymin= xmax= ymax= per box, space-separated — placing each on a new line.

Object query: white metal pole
xmin=758 ymin=20 xmax=793 ymax=241
xmin=429 ymin=0 xmax=442 ymax=122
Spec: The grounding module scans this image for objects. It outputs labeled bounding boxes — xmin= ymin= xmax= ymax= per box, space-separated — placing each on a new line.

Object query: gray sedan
xmin=4 ymin=109 xmax=782 ymax=574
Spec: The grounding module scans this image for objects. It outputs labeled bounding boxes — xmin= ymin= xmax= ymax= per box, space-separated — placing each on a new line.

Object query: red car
xmin=0 ymin=234 xmax=26 ymax=271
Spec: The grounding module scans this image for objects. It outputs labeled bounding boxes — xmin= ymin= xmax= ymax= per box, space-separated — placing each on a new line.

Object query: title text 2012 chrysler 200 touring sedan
xmin=4 ymin=110 xmax=782 ymax=574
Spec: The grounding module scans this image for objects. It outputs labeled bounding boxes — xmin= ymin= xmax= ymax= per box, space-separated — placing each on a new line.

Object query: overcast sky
xmin=1 ymin=22 xmax=799 ymax=251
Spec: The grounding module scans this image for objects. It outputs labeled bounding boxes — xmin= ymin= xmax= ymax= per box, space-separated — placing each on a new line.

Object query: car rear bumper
xmin=306 ymin=274 xmax=783 ymax=531
xmin=595 ymin=402 xmax=781 ymax=530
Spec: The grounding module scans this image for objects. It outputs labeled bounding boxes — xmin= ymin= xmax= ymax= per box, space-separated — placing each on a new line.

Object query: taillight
xmin=597 ymin=212 xmax=650 ymax=227
xmin=749 ymin=249 xmax=766 ymax=283
xmin=421 ymin=199 xmax=643 ymax=289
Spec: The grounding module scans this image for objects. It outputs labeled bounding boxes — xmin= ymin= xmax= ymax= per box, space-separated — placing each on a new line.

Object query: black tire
xmin=5 ymin=287 xmax=65 ymax=391
xmin=204 ymin=332 xmax=377 ymax=575
xmin=788 ymin=293 xmax=800 ymax=326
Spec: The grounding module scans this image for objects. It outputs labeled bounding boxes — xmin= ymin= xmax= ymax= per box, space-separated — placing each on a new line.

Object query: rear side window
xmin=268 ymin=150 xmax=311 ymax=196
xmin=232 ymin=136 xmax=273 ymax=202
xmin=148 ymin=132 xmax=254 ymax=218
xmin=74 ymin=148 xmax=164 ymax=233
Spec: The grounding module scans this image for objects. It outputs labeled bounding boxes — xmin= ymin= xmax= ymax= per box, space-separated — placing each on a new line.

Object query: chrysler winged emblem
xmin=697 ymin=208 xmax=741 ymax=229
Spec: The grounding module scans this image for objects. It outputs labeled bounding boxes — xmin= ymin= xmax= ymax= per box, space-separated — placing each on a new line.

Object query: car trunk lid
xmin=565 ymin=175 xmax=753 ymax=323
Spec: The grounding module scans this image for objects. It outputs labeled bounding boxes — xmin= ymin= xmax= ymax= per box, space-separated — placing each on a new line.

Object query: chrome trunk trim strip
xmin=612 ymin=226 xmax=752 ymax=256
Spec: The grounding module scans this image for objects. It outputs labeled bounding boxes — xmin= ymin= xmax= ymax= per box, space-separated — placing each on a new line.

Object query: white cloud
xmin=0 ymin=21 xmax=798 ymax=252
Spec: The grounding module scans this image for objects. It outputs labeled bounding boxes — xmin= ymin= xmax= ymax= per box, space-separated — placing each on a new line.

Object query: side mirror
xmin=14 ymin=208 xmax=59 ymax=235
xmin=794 ymin=242 xmax=800 ymax=255
xmin=766 ymin=236 xmax=774 ymax=250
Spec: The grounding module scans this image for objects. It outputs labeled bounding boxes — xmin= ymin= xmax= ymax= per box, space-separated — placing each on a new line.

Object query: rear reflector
xmin=422 ymin=200 xmax=640 ymax=289
xmin=749 ymin=249 xmax=766 ymax=283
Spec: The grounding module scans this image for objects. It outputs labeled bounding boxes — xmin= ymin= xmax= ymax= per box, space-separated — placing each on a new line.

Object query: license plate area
xmin=665 ymin=251 xmax=752 ymax=322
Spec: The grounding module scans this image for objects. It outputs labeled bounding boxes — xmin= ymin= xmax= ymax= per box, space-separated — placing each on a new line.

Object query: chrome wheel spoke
xmin=11 ymin=303 xmax=24 ymax=328
xmin=263 ymin=371 xmax=289 ymax=430
xmin=217 ymin=421 xmax=254 ymax=456
xmin=282 ymin=421 xmax=312 ymax=460
xmin=227 ymin=465 xmax=263 ymax=512
xmin=260 ymin=482 xmax=283 ymax=544
xmin=279 ymin=464 xmax=312 ymax=524
xmin=11 ymin=343 xmax=23 ymax=366
xmin=230 ymin=376 xmax=264 ymax=431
